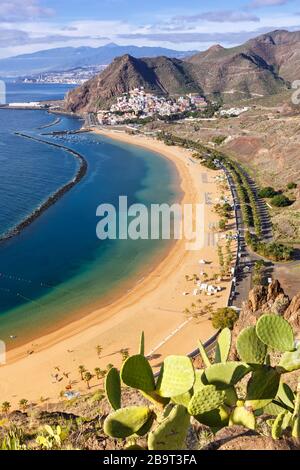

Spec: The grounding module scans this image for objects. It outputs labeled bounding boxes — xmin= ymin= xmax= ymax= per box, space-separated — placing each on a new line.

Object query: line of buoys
xmin=0 ymin=272 xmax=53 ymax=287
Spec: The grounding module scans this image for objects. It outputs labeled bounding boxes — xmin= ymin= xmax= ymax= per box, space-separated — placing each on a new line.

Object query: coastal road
xmin=221 ymin=163 xmax=268 ymax=308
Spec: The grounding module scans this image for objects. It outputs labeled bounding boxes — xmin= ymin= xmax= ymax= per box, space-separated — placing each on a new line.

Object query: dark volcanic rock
xmin=284 ymin=293 xmax=300 ymax=333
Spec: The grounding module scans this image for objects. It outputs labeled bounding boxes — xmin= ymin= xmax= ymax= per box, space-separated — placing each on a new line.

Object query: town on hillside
xmin=97 ymin=87 xmax=208 ymax=125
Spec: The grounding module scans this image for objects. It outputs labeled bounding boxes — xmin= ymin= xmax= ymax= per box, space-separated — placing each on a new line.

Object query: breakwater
xmin=0 ymin=132 xmax=88 ymax=243
xmin=37 ymin=117 xmax=61 ymax=130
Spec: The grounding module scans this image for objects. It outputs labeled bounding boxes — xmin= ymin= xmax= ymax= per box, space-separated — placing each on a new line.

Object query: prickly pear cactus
xmin=105 ymin=367 xmax=121 ymax=410
xmin=277 ymin=382 xmax=295 ymax=409
xmin=272 ymin=411 xmax=290 ymax=439
xmin=104 ymin=406 xmax=152 ymax=438
xmin=198 ymin=340 xmax=211 ymax=367
xmin=195 ymin=406 xmax=230 ymax=431
xmin=139 ymin=331 xmax=145 ymax=356
xmin=291 ymin=383 xmax=300 ymax=438
xmin=224 ymin=386 xmax=238 ymax=407
xmin=204 ymin=362 xmax=250 ymax=387
xmin=188 ymin=385 xmax=225 ymax=416
xmin=271 ymin=413 xmax=284 ymax=440
xmin=156 ymin=355 xmax=195 ymax=398
xmin=148 ymin=405 xmax=190 ymax=450
xmin=171 ymin=391 xmax=192 ymax=408
xmin=229 ymin=402 xmax=256 ymax=430
xmin=245 ymin=366 xmax=280 ymax=410
xmin=279 ymin=345 xmax=300 ymax=372
xmin=256 ymin=314 xmax=295 ymax=353
xmin=236 ymin=326 xmax=267 ymax=364
xmin=215 ymin=328 xmax=231 ymax=363
xmin=121 ymin=354 xmax=155 ymax=392
xmin=193 ymin=369 xmax=206 ymax=393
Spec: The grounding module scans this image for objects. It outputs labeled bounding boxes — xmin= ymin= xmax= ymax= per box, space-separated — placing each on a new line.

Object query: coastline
xmin=0 ymin=130 xmax=236 ymax=406
xmin=0 ymin=133 xmax=88 ymax=243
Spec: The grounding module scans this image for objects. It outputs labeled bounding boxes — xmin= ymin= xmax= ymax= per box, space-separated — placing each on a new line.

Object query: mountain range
xmin=0 ymin=43 xmax=196 ymax=77
xmin=65 ymin=30 xmax=300 ymax=113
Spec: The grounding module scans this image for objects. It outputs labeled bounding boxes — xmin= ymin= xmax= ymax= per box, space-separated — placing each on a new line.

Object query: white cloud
xmin=248 ymin=0 xmax=289 ymax=8
xmin=174 ymin=10 xmax=260 ymax=23
xmin=0 ymin=0 xmax=54 ymax=22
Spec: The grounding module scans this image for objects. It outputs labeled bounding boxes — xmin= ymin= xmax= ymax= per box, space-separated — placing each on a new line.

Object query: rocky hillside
xmin=187 ymin=30 xmax=300 ymax=97
xmin=65 ymin=29 xmax=300 ymax=113
xmin=65 ymin=54 xmax=202 ymax=112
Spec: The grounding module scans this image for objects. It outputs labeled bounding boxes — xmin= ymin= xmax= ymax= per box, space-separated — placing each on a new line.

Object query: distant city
xmin=21 ymin=65 xmax=107 ymax=85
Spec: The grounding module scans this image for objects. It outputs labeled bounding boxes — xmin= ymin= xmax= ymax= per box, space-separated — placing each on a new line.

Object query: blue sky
xmin=0 ymin=0 xmax=299 ymax=58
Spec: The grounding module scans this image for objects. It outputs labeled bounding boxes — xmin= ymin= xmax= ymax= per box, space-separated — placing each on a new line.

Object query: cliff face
xmin=64 ymin=29 xmax=300 ymax=113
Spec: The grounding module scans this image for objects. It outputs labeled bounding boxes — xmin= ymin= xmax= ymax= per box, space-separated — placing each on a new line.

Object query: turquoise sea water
xmin=0 ymin=84 xmax=180 ymax=347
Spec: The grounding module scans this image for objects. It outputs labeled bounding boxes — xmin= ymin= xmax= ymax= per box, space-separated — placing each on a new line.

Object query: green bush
xmin=287 ymin=182 xmax=297 ymax=190
xmin=219 ymin=219 xmax=227 ymax=231
xmin=212 ymin=135 xmax=226 ymax=145
xmin=258 ymin=187 xmax=278 ymax=198
xmin=271 ymin=194 xmax=293 ymax=207
xmin=211 ymin=307 xmax=239 ymax=330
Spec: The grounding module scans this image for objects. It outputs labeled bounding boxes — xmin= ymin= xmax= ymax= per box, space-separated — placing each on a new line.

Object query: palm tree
xmin=96 ymin=345 xmax=103 ymax=358
xmin=78 ymin=365 xmax=86 ymax=381
xmin=94 ymin=367 xmax=101 ymax=380
xmin=99 ymin=370 xmax=106 ymax=387
xmin=120 ymin=348 xmax=129 ymax=363
xmin=19 ymin=399 xmax=29 ymax=413
xmin=1 ymin=401 xmax=11 ymax=414
xmin=84 ymin=372 xmax=93 ymax=389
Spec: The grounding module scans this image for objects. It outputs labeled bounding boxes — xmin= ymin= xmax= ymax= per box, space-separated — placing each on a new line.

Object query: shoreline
xmin=0 ymin=130 xmax=236 ymax=406
xmin=0 ymin=133 xmax=88 ymax=244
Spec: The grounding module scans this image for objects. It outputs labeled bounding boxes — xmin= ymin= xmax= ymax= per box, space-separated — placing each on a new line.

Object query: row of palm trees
xmin=1 ymin=345 xmax=131 ymax=414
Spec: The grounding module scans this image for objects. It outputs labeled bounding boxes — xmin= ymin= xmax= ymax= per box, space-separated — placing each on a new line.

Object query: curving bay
xmin=0 ymin=95 xmax=179 ymax=348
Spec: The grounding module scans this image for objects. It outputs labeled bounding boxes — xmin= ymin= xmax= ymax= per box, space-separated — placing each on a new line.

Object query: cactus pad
xmin=236 ymin=326 xmax=267 ymax=364
xmin=204 ymin=362 xmax=251 ymax=387
xmin=188 ymin=385 xmax=225 ymax=416
xmin=156 ymin=355 xmax=195 ymax=398
xmin=104 ymin=406 xmax=152 ymax=438
xmin=172 ymin=391 xmax=192 ymax=408
xmin=148 ymin=405 xmax=190 ymax=450
xmin=195 ymin=406 xmax=230 ymax=431
xmin=229 ymin=405 xmax=256 ymax=430
xmin=256 ymin=314 xmax=294 ymax=352
xmin=198 ymin=340 xmax=211 ymax=367
xmin=193 ymin=369 xmax=206 ymax=393
xmin=277 ymin=382 xmax=295 ymax=409
xmin=121 ymin=354 xmax=155 ymax=392
xmin=105 ymin=367 xmax=121 ymax=410
xmin=139 ymin=331 xmax=145 ymax=356
xmin=103 ymin=406 xmax=151 ymax=439
xmin=245 ymin=366 xmax=280 ymax=410
xmin=215 ymin=328 xmax=231 ymax=363
xmin=272 ymin=411 xmax=288 ymax=439
xmin=279 ymin=345 xmax=300 ymax=372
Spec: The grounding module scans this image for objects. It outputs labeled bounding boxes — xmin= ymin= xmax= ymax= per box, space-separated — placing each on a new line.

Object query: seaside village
xmin=97 ymin=87 xmax=207 ymax=125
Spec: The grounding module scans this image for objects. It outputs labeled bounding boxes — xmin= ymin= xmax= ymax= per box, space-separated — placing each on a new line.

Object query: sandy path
xmin=0 ymin=130 xmax=236 ymax=407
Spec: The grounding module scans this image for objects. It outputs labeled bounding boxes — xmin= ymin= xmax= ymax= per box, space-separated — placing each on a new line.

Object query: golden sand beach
xmin=0 ymin=130 xmax=237 ymax=407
